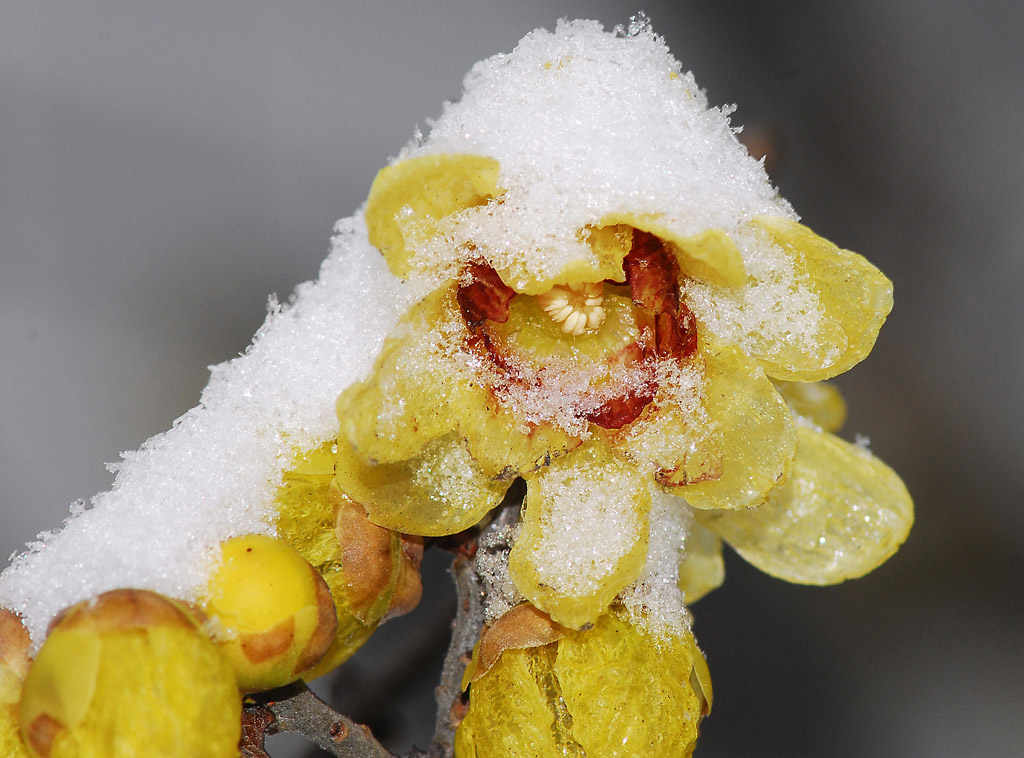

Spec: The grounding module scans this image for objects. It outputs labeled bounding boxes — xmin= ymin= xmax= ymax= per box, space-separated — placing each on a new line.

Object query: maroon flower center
xmin=456 ymin=234 xmax=697 ymax=431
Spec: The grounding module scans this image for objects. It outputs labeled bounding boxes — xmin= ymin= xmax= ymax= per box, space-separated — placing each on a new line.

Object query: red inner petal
xmin=624 ymin=233 xmax=697 ymax=360
xmin=457 ymin=262 xmax=516 ymax=324
xmin=457 ymin=243 xmax=698 ymax=433
xmin=583 ymin=387 xmax=657 ymax=429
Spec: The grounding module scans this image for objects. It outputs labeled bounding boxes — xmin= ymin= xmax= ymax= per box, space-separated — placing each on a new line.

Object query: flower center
xmin=537 ymin=282 xmax=606 ymax=336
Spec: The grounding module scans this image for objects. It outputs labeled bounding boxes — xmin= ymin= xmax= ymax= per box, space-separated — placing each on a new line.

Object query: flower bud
xmin=18 ymin=589 xmax=240 ymax=758
xmin=0 ymin=609 xmax=32 ymax=758
xmin=456 ymin=608 xmax=711 ymax=758
xmin=0 ymin=609 xmax=32 ymax=705
xmin=272 ymin=442 xmax=425 ymax=680
xmin=203 ymin=533 xmax=337 ymax=692
xmin=300 ymin=483 xmax=423 ymax=679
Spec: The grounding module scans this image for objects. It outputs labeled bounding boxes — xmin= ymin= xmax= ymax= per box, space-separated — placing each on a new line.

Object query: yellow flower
xmin=455 ymin=605 xmax=711 ymax=758
xmin=334 ymin=152 xmax=912 ymax=629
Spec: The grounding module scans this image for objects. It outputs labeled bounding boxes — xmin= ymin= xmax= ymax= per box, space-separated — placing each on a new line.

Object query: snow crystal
xmin=525 ymin=458 xmax=646 ymax=598
xmin=0 ymin=216 xmax=414 ymax=645
xmin=476 ymin=525 xmax=524 ymax=623
xmin=404 ymin=18 xmax=794 ymax=295
xmin=620 ymin=489 xmax=693 ymax=641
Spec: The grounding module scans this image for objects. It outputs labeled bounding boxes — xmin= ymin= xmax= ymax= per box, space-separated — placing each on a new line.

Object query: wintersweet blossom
xmin=333 ymin=150 xmax=911 ymax=629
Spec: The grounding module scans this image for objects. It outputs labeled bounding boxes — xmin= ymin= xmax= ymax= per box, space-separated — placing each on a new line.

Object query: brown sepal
xmin=468 ymin=604 xmax=567 ymax=684
xmin=383 ymin=536 xmax=425 ymax=621
xmin=240 ymin=617 xmax=296 ymax=665
xmin=48 ymin=589 xmax=197 ymax=636
xmin=0 ymin=608 xmax=32 ymax=679
xmin=331 ymin=482 xmax=396 ymax=622
xmin=25 ymin=713 xmax=65 ymax=758
xmin=292 ymin=568 xmax=338 ymax=676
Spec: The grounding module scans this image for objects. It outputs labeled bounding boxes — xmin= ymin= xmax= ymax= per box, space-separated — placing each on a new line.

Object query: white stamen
xmin=537 ymin=282 xmax=606 ymax=335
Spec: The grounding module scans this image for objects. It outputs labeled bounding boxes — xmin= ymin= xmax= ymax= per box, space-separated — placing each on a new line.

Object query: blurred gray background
xmin=1 ymin=2 xmax=1021 ymax=756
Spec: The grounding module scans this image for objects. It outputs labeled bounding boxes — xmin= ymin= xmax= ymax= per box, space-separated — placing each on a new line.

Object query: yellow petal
xmin=459 ymin=393 xmax=581 ymax=480
xmin=365 ymin=153 xmax=502 ymax=278
xmin=773 ymin=380 xmax=847 ymax=432
xmin=337 ymin=287 xmax=470 ymax=464
xmin=677 ymin=523 xmax=725 ymax=604
xmin=335 ymin=431 xmax=508 ymax=537
xmin=750 ymin=217 xmax=893 ymax=381
xmin=509 ymin=442 xmax=651 ymax=629
xmin=1 ymin=704 xmax=29 ymax=758
xmin=698 ymin=425 xmax=913 ymax=584
xmin=598 ymin=213 xmax=747 ymax=288
xmin=553 ymin=612 xmax=708 ymax=757
xmin=614 ymin=368 xmax=722 ymax=489
xmin=456 ymin=611 xmax=709 ymax=758
xmin=454 ymin=647 xmax=560 ymax=758
xmin=677 ymin=339 xmax=797 ymax=510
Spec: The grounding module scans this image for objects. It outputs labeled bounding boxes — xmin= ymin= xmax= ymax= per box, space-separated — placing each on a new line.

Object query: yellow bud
xmin=18 ymin=589 xmax=240 ymax=758
xmin=456 ymin=609 xmax=710 ymax=758
xmin=204 ymin=534 xmax=337 ymax=692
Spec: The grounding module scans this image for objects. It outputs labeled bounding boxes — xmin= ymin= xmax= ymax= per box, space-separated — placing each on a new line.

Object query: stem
xmin=426 ymin=493 xmax=523 ymax=758
xmin=242 ymin=682 xmax=396 ymax=758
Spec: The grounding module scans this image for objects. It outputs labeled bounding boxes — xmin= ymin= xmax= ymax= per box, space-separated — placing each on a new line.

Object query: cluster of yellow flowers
xmin=0 ymin=28 xmax=913 ymax=754
xmin=0 ymin=153 xmax=912 ymax=758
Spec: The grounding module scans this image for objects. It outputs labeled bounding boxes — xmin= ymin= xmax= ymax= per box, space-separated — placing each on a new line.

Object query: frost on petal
xmin=774 ymin=380 xmax=847 ymax=432
xmin=365 ymin=154 xmax=502 ymax=279
xmin=336 ymin=288 xmax=471 ymax=464
xmin=598 ymin=214 xmax=746 ymax=288
xmin=509 ymin=443 xmax=650 ymax=629
xmin=335 ymin=432 xmax=508 ymax=538
xmin=615 ymin=360 xmax=719 ymax=488
xmin=677 ymin=522 xmax=725 ymax=604
xmin=747 ymin=217 xmax=894 ymax=382
xmin=677 ymin=340 xmax=796 ymax=510
xmin=697 ymin=425 xmax=913 ymax=585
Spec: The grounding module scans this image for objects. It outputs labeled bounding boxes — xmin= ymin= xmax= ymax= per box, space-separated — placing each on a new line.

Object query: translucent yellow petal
xmin=454 ymin=647 xmax=561 ymax=758
xmin=750 ymin=217 xmax=893 ymax=381
xmin=677 ymin=523 xmax=725 ymax=604
xmin=614 ymin=378 xmax=722 ymax=489
xmin=773 ymin=380 xmax=847 ymax=432
xmin=337 ymin=287 xmax=469 ymax=464
xmin=274 ymin=444 xmax=393 ymax=677
xmin=698 ymin=425 xmax=913 ymax=584
xmin=335 ymin=432 xmax=508 ymax=537
xmin=365 ymin=153 xmax=502 ymax=278
xmin=459 ymin=395 xmax=581 ymax=480
xmin=599 ymin=213 xmax=747 ymax=288
xmin=678 ymin=339 xmax=797 ymax=510
xmin=509 ymin=443 xmax=650 ymax=629
xmin=456 ymin=611 xmax=709 ymax=758
xmin=555 ymin=613 xmax=708 ymax=757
